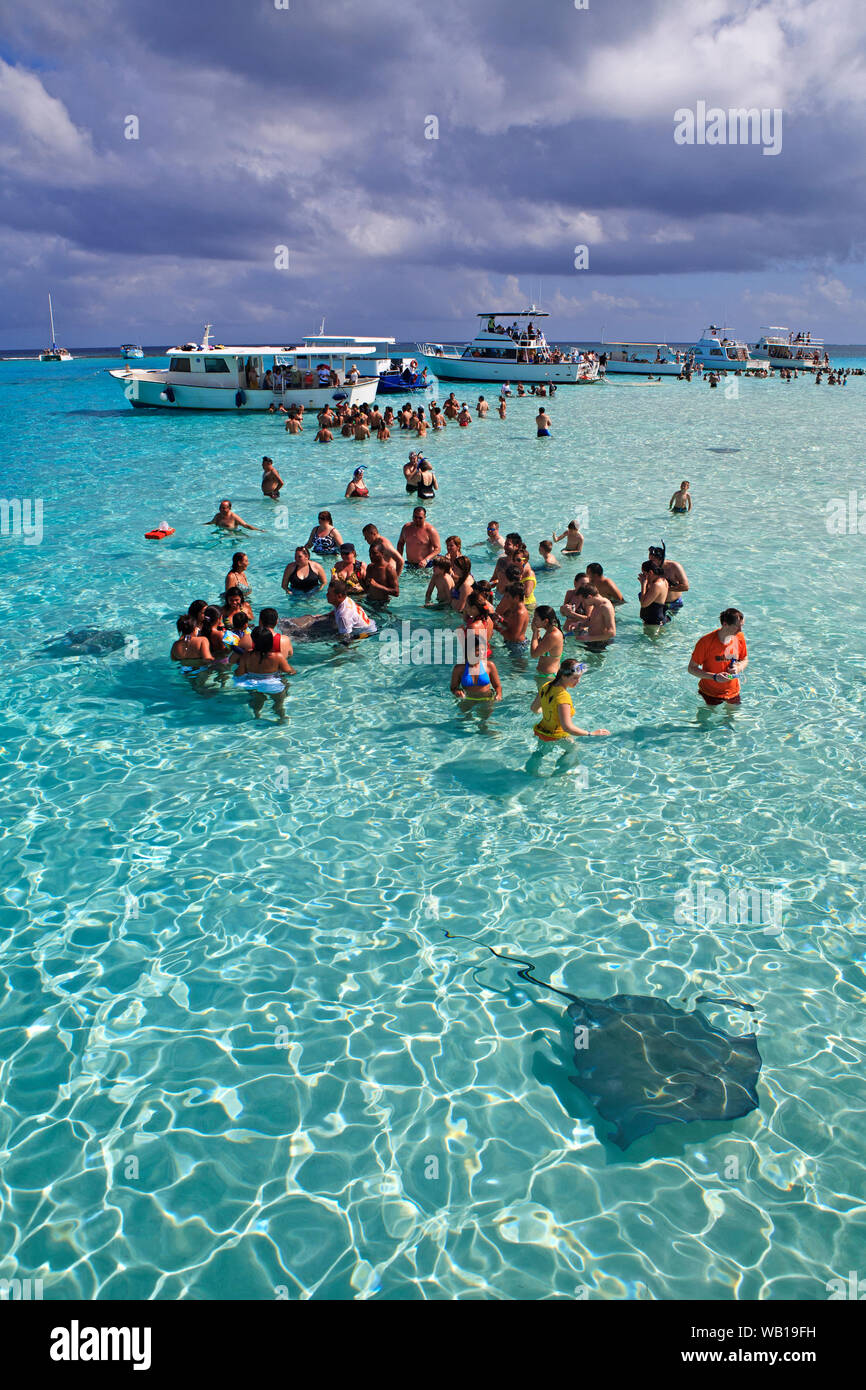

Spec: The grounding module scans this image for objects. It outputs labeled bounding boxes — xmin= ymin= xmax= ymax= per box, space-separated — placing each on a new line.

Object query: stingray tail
xmin=443 ymin=932 xmax=578 ymax=1004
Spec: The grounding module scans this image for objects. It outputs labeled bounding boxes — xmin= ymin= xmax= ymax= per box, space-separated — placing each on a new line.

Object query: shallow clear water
xmin=1 ymin=356 xmax=865 ymax=1300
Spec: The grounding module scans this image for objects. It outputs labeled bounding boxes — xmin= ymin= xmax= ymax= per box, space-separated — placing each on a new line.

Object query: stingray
xmin=706 ymin=446 xmax=742 ymax=454
xmin=42 ymin=628 xmax=127 ymax=657
xmin=277 ymin=615 xmax=337 ymax=643
xmin=451 ymin=940 xmax=762 ymax=1150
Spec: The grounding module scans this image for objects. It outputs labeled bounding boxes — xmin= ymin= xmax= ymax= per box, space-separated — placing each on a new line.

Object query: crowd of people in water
xmin=172 ymin=392 xmax=749 ymax=735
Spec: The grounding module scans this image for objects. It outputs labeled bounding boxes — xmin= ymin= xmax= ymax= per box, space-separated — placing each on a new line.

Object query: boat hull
xmin=110 ymin=370 xmax=379 ymax=411
xmin=413 ymin=352 xmax=594 ymax=384
xmin=602 ymin=360 xmax=683 ymax=377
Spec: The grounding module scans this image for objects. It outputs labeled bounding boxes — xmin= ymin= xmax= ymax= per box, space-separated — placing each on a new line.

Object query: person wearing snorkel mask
xmin=648 ymin=541 xmax=690 ymax=616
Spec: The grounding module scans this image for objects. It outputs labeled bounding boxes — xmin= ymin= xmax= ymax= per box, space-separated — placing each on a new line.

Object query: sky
xmin=1 ymin=0 xmax=866 ymax=348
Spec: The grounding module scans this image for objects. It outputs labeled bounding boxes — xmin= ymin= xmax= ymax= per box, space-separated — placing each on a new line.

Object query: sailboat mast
xmin=48 ymin=293 xmax=56 ymax=347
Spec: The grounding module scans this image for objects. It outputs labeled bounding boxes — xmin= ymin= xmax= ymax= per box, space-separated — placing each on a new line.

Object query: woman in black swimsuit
xmin=638 ymin=559 xmax=670 ymax=628
xmin=281 ymin=545 xmax=327 ymax=596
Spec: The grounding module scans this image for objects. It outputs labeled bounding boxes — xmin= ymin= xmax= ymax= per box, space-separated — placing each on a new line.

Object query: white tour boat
xmin=751 ymin=327 xmax=829 ymax=372
xmin=598 ymin=342 xmax=684 ymax=377
xmin=300 ymin=334 xmax=434 ymax=393
xmin=39 ymin=294 xmax=73 ymax=362
xmin=689 ymin=326 xmax=763 ymax=373
xmin=109 ymin=325 xmax=379 ymax=410
xmin=415 ymin=309 xmax=600 ymax=384
xmin=121 ymin=343 xmax=144 ymax=359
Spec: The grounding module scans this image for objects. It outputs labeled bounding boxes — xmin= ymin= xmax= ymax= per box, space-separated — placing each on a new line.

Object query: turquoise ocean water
xmin=1 ymin=354 xmax=865 ymax=1300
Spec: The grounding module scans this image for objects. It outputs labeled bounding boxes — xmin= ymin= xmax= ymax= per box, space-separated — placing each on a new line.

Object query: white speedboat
xmin=121 ymin=343 xmax=144 ymax=359
xmin=689 ymin=326 xmax=763 ymax=373
xmin=39 ymin=294 xmax=73 ymax=362
xmin=751 ymin=327 xmax=829 ymax=372
xmin=415 ymin=308 xmax=600 ymax=384
xmin=109 ymin=325 xmax=379 ymax=411
xmin=598 ymin=342 xmax=684 ymax=377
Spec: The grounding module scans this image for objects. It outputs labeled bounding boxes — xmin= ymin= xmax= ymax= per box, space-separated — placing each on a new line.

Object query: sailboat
xmin=39 ymin=295 xmax=73 ymax=362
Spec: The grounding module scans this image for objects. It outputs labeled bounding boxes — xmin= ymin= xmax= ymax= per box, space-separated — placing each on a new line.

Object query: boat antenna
xmin=319 ymin=316 xmax=325 ymax=336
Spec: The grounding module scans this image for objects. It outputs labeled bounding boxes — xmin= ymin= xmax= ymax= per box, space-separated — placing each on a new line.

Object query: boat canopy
xmin=475 ymin=309 xmax=550 ymax=318
xmin=165 ymin=344 xmax=379 ymax=357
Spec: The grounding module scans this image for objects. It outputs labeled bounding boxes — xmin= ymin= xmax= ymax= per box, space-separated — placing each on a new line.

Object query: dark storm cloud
xmin=1 ymin=0 xmax=865 ymax=343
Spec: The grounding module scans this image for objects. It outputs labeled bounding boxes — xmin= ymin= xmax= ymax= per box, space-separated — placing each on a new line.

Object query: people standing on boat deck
xmin=649 ymin=544 xmax=689 ymax=615
xmin=282 ymin=545 xmax=326 ymax=596
xmin=225 ymin=552 xmax=253 ymax=605
xmin=477 ymin=396 xmax=489 ymax=418
xmin=346 ymin=364 xmax=360 ymax=385
xmin=261 ymin=457 xmax=284 ymax=499
xmin=670 ymin=480 xmax=692 ymax=513
xmin=307 ymin=511 xmax=343 ymax=555
xmin=204 ymin=500 xmax=262 ymax=532
xmin=688 ymin=608 xmax=747 ymax=706
xmin=346 ymin=467 xmax=369 ymax=498
xmin=362 ymin=523 xmax=403 ymax=576
xmin=530 ymin=607 xmax=564 ymax=677
xmin=531 ymin=660 xmax=609 ymax=739
xmin=538 ymin=539 xmax=560 ymax=569
xmin=638 ymin=559 xmax=670 ymax=629
xmin=425 ymin=556 xmax=455 ymax=605
xmin=363 ymin=541 xmax=400 ymax=603
xmin=567 ymin=585 xmax=616 ymax=650
xmin=553 ymin=520 xmax=584 ymax=554
xmin=398 ymin=506 xmax=441 ymax=567
xmin=585 ymin=562 xmax=625 ymax=605
xmin=536 ymin=407 xmax=552 ymax=437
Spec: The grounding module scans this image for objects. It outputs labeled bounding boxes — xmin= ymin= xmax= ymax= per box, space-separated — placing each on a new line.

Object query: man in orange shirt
xmin=688 ymin=608 xmax=748 ymax=705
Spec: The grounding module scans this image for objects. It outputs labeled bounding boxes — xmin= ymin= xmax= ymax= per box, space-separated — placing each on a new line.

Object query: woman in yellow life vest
xmin=530 ymin=659 xmax=610 ymax=739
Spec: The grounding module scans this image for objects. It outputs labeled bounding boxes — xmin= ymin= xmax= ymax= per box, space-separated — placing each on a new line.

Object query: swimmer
xmin=171 ymin=614 xmax=212 ymax=668
xmin=307 ymin=511 xmax=343 ymax=556
xmin=567 ymin=584 xmax=616 ymax=649
xmin=638 ymin=559 xmax=670 ymax=630
xmin=377 ymin=421 xmax=391 ymax=441
xmin=362 ymin=523 xmax=404 ymax=577
xmin=363 ymin=540 xmax=400 ymax=603
xmin=530 ymin=660 xmax=609 ymax=739
xmin=220 ymin=586 xmax=254 ymax=625
xmin=536 ymin=408 xmax=551 ymax=437
xmin=445 ymin=535 xmax=463 ymax=564
xmin=494 ymin=582 xmax=530 ymax=646
xmin=345 ymin=467 xmax=369 ymax=498
xmin=476 ymin=396 xmax=489 ymax=418
xmin=688 ymin=607 xmax=747 ymax=706
xmin=414 ymin=458 xmax=438 ymax=501
xmin=585 ymin=563 xmax=625 ymax=605
xmin=233 ymin=626 xmax=292 ymax=721
xmin=204 ymin=499 xmax=262 ymax=532
xmin=457 ymin=404 xmax=472 ymax=427
xmin=450 ymin=556 xmax=475 ymax=614
xmin=261 ymin=456 xmax=284 ymax=499
xmin=553 ymin=521 xmax=584 ymax=555
xmin=425 ymin=555 xmax=455 ymax=606
xmin=485 ymin=521 xmax=505 ymax=551
xmin=228 ymin=611 xmax=254 ymax=653
xmin=530 ymin=607 xmax=564 ymax=677
xmin=225 ymin=552 xmax=252 ymax=606
xmin=328 ymin=579 xmax=378 ymax=643
xmin=398 ymin=507 xmax=441 ymax=567
xmin=315 ymin=424 xmax=333 ymax=443
xmin=257 ymin=607 xmax=295 ymax=661
xmin=331 ymin=543 xmax=367 ymax=595
xmin=560 ymin=572 xmax=589 ymax=625
xmin=649 ymin=543 xmax=689 ymax=616
xmin=285 ymin=414 xmax=303 ymax=434
xmin=498 ymin=397 xmax=507 ymax=419
xmin=282 ymin=545 xmax=326 ymax=596
xmin=669 ymin=480 xmax=692 ymax=513
xmin=353 ymin=417 xmax=370 ymax=441
xmin=404 ymin=453 xmax=421 ymax=492
xmin=538 ymin=539 xmax=560 ymax=569
xmin=449 ymin=642 xmax=503 ymax=703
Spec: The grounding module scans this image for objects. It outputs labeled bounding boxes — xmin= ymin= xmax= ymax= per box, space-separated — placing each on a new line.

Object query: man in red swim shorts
xmin=688 ymin=607 xmax=748 ymax=705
